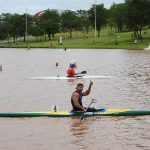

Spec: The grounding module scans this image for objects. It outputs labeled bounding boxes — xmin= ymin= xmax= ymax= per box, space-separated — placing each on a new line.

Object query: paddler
xmin=71 ymin=81 xmax=97 ymax=112
xmin=67 ymin=62 xmax=77 ymax=77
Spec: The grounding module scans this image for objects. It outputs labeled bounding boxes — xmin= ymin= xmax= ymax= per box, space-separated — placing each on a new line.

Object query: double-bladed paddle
xmin=76 ymin=71 xmax=87 ymax=75
xmin=80 ymin=98 xmax=97 ymax=121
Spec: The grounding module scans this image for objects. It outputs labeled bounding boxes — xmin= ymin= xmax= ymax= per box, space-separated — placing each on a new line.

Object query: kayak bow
xmin=0 ymin=109 xmax=150 ymax=117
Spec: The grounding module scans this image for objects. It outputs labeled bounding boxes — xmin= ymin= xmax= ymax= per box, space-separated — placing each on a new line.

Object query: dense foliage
xmin=0 ymin=0 xmax=149 ymax=42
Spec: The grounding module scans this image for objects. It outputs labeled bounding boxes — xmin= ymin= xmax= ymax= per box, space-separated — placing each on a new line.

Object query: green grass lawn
xmin=4 ymin=27 xmax=150 ymax=50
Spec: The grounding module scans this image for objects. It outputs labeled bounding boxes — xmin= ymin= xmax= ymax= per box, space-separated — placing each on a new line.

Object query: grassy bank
xmin=3 ymin=27 xmax=150 ymax=50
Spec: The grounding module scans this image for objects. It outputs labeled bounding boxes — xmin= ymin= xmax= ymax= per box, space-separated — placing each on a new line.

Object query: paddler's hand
xmin=83 ymin=108 xmax=87 ymax=112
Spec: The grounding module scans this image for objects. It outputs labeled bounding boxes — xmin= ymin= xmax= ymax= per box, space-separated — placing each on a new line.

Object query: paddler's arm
xmin=82 ymin=81 xmax=93 ymax=96
xmin=72 ymin=93 xmax=87 ymax=112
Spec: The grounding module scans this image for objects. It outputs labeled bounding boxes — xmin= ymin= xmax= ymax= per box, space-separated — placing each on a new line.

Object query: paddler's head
xmin=76 ymin=83 xmax=84 ymax=92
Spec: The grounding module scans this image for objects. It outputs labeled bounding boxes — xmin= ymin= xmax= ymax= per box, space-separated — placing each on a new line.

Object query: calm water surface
xmin=0 ymin=48 xmax=150 ymax=150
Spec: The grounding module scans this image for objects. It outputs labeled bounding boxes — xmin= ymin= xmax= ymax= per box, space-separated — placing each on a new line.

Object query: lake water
xmin=0 ymin=48 xmax=150 ymax=150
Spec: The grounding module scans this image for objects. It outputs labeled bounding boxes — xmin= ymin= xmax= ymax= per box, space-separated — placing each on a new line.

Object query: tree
xmin=76 ymin=10 xmax=91 ymax=35
xmin=29 ymin=23 xmax=44 ymax=42
xmin=89 ymin=4 xmax=107 ymax=37
xmin=0 ymin=23 xmax=8 ymax=40
xmin=61 ymin=10 xmax=78 ymax=38
xmin=0 ymin=14 xmax=11 ymax=40
xmin=109 ymin=3 xmax=126 ymax=32
xmin=125 ymin=0 xmax=150 ymax=40
xmin=1 ymin=13 xmax=32 ymax=42
xmin=7 ymin=14 xmax=21 ymax=42
xmin=39 ymin=9 xmax=60 ymax=40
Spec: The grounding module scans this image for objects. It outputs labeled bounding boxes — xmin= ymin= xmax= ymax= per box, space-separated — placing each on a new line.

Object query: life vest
xmin=67 ymin=68 xmax=75 ymax=77
xmin=71 ymin=91 xmax=83 ymax=111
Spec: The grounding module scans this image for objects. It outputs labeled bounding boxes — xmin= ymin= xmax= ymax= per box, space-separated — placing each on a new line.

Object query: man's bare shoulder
xmin=72 ymin=91 xmax=79 ymax=96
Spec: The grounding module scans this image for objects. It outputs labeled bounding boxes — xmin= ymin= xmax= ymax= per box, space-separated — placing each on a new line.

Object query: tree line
xmin=0 ymin=0 xmax=150 ymax=42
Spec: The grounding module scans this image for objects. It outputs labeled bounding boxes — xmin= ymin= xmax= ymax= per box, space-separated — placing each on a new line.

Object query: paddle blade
xmin=80 ymin=71 xmax=87 ymax=74
xmin=76 ymin=71 xmax=87 ymax=76
xmin=91 ymin=99 xmax=97 ymax=103
xmin=80 ymin=113 xmax=85 ymax=121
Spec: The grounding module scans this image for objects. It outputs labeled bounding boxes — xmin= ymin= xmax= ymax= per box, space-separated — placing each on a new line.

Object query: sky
xmin=0 ymin=0 xmax=124 ymax=15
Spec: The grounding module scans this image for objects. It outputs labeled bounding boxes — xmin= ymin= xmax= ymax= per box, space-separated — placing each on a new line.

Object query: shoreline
xmin=0 ymin=47 xmax=144 ymax=50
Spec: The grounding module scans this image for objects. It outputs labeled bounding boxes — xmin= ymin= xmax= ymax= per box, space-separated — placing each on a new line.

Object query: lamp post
xmin=94 ymin=0 xmax=97 ymax=38
xmin=25 ymin=9 xmax=29 ymax=49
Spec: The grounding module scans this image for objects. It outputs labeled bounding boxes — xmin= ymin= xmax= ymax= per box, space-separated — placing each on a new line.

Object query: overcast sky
xmin=0 ymin=0 xmax=124 ymax=15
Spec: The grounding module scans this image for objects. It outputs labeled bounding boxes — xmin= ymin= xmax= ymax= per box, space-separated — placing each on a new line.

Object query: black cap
xmin=77 ymin=83 xmax=84 ymax=87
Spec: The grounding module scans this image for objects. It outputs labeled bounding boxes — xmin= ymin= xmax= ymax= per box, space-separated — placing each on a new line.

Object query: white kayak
xmin=29 ymin=75 xmax=115 ymax=80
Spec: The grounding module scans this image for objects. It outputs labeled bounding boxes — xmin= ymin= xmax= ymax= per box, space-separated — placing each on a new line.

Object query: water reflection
xmin=70 ymin=117 xmax=88 ymax=137
xmin=69 ymin=117 xmax=90 ymax=150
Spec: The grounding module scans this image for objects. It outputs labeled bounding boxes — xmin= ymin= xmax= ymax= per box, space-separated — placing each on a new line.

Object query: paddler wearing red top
xmin=67 ymin=68 xmax=75 ymax=77
xmin=67 ymin=62 xmax=77 ymax=77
